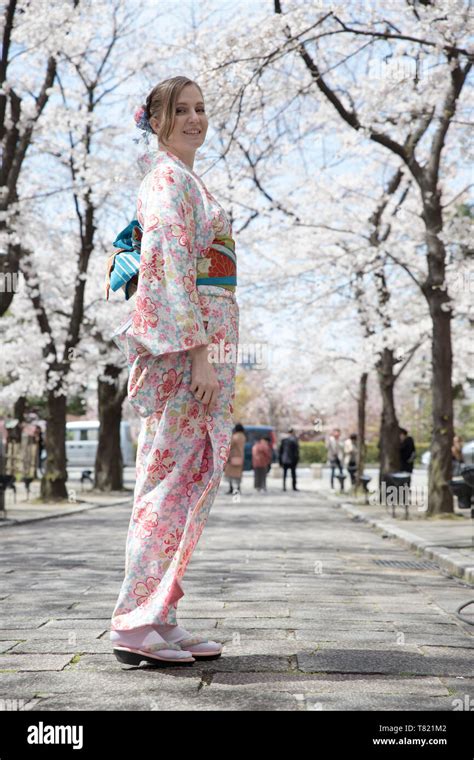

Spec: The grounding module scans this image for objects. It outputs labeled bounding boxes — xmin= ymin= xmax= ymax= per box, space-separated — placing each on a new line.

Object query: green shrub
xmin=299 ymin=442 xmax=328 ymax=464
xmin=298 ymin=440 xmax=432 ymax=466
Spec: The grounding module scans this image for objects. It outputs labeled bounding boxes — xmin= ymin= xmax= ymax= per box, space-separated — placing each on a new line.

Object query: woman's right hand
xmin=189 ymin=345 xmax=220 ymax=411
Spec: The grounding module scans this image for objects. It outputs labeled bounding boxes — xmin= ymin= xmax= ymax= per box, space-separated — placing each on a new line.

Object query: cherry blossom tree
xmin=0 ymin=0 xmax=82 ymax=316
xmin=183 ymin=0 xmax=472 ymax=514
xmin=1 ymin=0 xmax=167 ymax=498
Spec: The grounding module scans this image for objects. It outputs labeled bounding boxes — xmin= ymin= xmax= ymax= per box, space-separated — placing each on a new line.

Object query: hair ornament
xmin=133 ymin=104 xmax=154 ymax=145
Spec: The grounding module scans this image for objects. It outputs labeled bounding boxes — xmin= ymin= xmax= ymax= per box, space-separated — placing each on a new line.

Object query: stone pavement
xmin=337 ymin=500 xmax=473 ymax=585
xmin=307 ymin=467 xmax=473 ymax=585
xmin=0 ymin=491 xmax=132 ymax=527
xmin=0 ymin=474 xmax=473 ymax=711
xmin=0 ymin=470 xmax=135 ymax=527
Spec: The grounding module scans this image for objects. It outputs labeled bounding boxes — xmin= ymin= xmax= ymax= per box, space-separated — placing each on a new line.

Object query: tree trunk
xmin=0 ymin=243 xmax=20 ymax=317
xmin=422 ymin=190 xmax=454 ymax=515
xmin=425 ymin=292 xmax=454 ymax=514
xmin=13 ymin=395 xmax=26 ymax=425
xmin=356 ymin=371 xmax=368 ymax=491
xmin=95 ymin=365 xmax=127 ymax=491
xmin=40 ymin=391 xmax=68 ymax=501
xmin=377 ymin=348 xmax=401 ymax=488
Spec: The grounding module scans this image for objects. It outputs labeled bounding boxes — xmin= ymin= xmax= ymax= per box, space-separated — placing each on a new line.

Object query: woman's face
xmin=153 ymin=83 xmax=208 ymax=154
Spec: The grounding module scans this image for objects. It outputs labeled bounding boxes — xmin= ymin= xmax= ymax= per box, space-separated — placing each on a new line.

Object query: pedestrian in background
xmin=279 ymin=427 xmax=300 ymax=492
xmin=252 ymin=435 xmax=272 ymax=492
xmin=224 ymin=423 xmax=246 ymax=495
xmin=344 ymin=433 xmax=358 ymax=486
xmin=452 ymin=434 xmax=464 ymax=476
xmin=327 ymin=428 xmax=344 ymax=491
xmin=263 ymin=435 xmax=274 ymax=475
xmin=399 ymin=427 xmax=416 ymax=485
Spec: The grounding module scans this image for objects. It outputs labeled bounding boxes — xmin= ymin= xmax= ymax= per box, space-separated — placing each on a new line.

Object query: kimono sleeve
xmin=128 ymin=165 xmax=209 ymax=358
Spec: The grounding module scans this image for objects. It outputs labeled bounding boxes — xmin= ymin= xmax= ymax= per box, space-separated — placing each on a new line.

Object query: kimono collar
xmin=147 ymin=148 xmax=201 ymax=181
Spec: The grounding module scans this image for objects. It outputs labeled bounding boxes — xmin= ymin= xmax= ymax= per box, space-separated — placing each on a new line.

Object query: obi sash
xmin=196 ymin=233 xmax=236 ymax=292
xmin=105 ymin=219 xmax=237 ymax=301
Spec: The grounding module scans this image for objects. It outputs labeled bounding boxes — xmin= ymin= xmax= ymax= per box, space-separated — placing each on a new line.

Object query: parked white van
xmin=65 ymin=420 xmax=135 ymax=467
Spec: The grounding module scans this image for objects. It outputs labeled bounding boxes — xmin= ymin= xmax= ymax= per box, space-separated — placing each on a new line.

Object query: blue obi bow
xmin=105 ymin=219 xmax=142 ymax=301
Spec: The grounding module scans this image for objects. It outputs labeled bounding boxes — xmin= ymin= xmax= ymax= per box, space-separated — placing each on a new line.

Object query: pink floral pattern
xmin=147 ymin=447 xmax=176 ymax=484
xmin=132 ymin=296 xmax=158 ymax=335
xmin=133 ymin=502 xmax=159 ymax=539
xmin=156 ymin=368 xmax=184 ymax=404
xmin=111 ymin=149 xmax=239 ymax=629
xmin=133 ymin=576 xmax=161 ymax=606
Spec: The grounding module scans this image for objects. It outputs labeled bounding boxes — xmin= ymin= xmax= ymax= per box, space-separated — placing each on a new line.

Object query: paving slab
xmin=0 ymin=479 xmax=472 ymax=710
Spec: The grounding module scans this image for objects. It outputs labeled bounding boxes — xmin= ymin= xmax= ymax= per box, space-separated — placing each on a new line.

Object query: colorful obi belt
xmin=105 ymin=219 xmax=237 ymax=301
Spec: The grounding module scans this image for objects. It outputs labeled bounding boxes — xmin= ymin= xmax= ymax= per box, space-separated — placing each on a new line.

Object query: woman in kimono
xmin=108 ymin=76 xmax=239 ymax=667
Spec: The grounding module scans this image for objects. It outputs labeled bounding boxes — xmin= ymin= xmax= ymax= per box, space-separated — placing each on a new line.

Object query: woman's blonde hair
xmin=145 ymin=76 xmax=204 ymax=145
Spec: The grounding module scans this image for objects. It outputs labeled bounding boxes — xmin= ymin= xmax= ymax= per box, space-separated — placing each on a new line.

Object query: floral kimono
xmin=110 ymin=148 xmax=239 ymax=631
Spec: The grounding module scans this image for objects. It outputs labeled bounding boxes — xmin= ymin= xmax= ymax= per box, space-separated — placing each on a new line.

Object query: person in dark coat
xmin=34 ymin=424 xmax=44 ymax=476
xmin=399 ymin=427 xmax=416 ymax=484
xmin=279 ymin=427 xmax=300 ymax=492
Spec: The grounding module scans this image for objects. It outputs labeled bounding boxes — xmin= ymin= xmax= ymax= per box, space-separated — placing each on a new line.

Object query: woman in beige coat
xmin=224 ymin=423 xmax=246 ymax=494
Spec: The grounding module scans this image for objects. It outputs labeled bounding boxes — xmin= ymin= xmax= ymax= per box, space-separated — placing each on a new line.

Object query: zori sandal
xmin=153 ymin=625 xmax=223 ymax=660
xmin=110 ymin=628 xmax=196 ymax=666
xmin=112 ymin=640 xmax=196 ymax=666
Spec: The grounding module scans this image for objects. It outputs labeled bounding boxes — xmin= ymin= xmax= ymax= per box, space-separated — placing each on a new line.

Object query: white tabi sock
xmin=110 ymin=625 xmax=176 ymax=649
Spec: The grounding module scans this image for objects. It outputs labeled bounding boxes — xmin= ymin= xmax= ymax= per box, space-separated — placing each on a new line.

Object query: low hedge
xmin=298 ymin=441 xmax=431 ymax=465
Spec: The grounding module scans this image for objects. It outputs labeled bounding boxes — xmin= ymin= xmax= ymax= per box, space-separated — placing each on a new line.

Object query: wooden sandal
xmin=113 ymin=640 xmax=195 ymax=666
